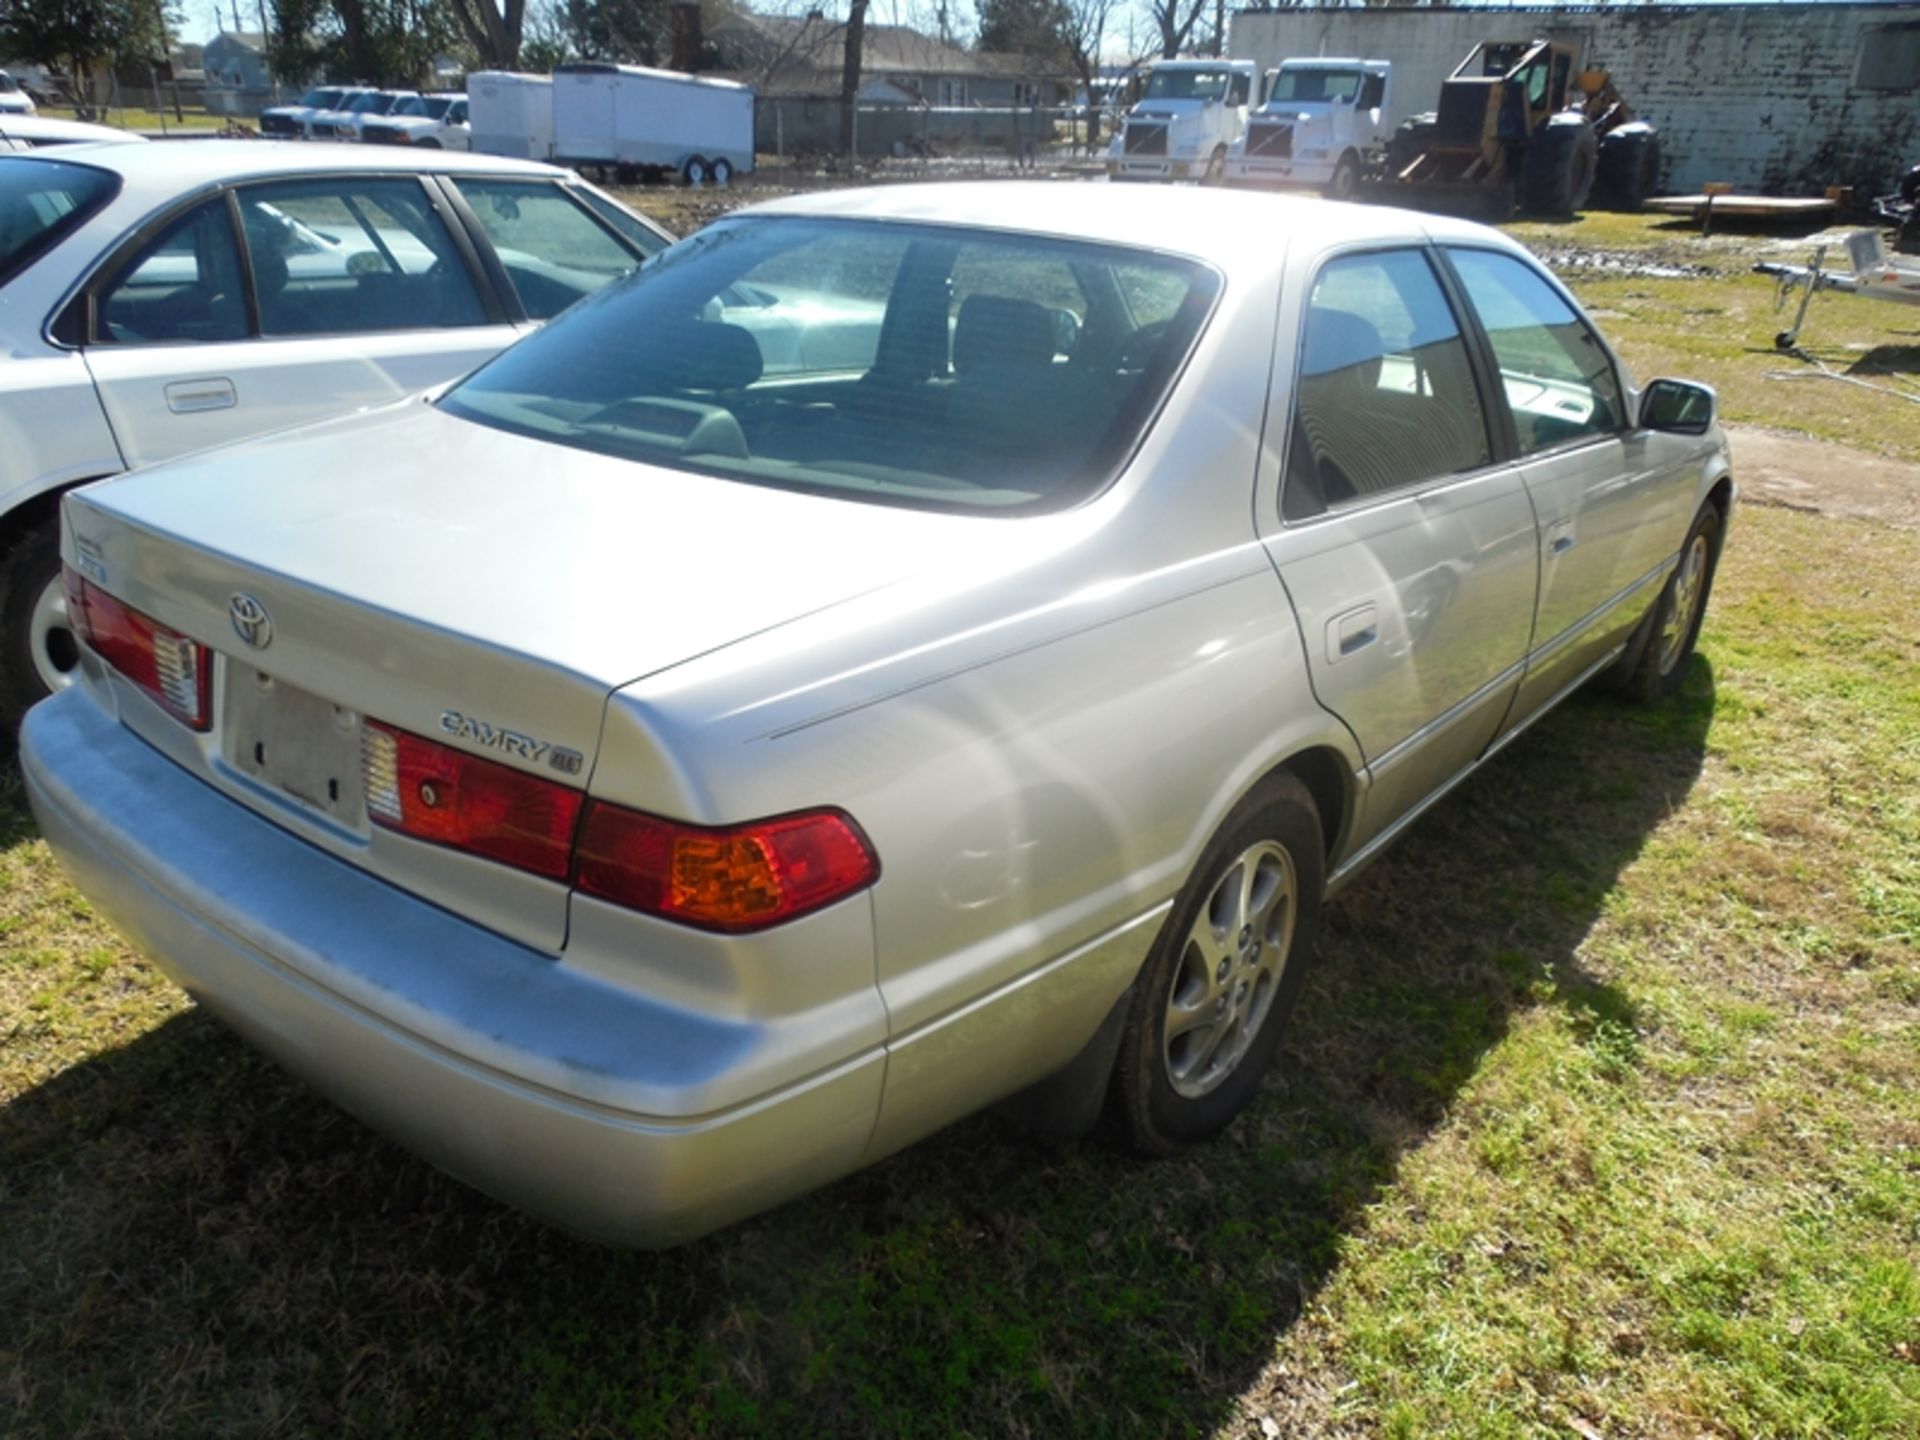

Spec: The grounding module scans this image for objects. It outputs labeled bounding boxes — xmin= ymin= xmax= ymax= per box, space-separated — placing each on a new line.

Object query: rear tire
xmin=0 ymin=519 xmax=77 ymax=729
xmin=1611 ymin=503 xmax=1722 ymax=704
xmin=1595 ymin=122 xmax=1660 ymax=211
xmin=709 ymin=156 xmax=734 ymax=185
xmin=1521 ymin=114 xmax=1599 ymax=217
xmin=1109 ymin=774 xmax=1325 ymax=1154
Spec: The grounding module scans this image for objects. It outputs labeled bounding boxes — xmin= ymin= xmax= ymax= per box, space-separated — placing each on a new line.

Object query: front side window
xmin=453 ymin=178 xmax=647 ymax=320
xmin=440 ymin=217 xmax=1219 ymax=513
xmin=236 ymin=178 xmax=486 ymax=335
xmin=0 ymin=156 xmax=119 ymax=286
xmin=97 ymin=199 xmax=247 ymax=344
xmin=1446 ymin=247 xmax=1623 ymax=454
xmin=1285 ymin=248 xmax=1491 ymax=520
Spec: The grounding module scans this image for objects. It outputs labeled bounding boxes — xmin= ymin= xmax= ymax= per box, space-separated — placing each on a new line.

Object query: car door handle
xmin=1327 ymin=604 xmax=1378 ymax=663
xmin=1546 ymin=518 xmax=1576 ymax=555
xmin=165 ymin=378 xmax=237 ymax=414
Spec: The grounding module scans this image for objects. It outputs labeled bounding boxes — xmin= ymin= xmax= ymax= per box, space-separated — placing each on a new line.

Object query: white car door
xmin=1443 ymin=247 xmax=1692 ymax=725
xmin=79 ymin=178 xmax=523 ymax=471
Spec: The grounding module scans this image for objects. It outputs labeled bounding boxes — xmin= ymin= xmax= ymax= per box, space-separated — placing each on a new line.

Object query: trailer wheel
xmin=682 ymin=155 xmax=709 ymax=186
xmin=709 ymin=157 xmax=734 ymax=186
xmin=1521 ymin=114 xmax=1598 ymax=217
xmin=1596 ymin=122 xmax=1661 ymax=211
xmin=1323 ymin=152 xmax=1360 ymax=201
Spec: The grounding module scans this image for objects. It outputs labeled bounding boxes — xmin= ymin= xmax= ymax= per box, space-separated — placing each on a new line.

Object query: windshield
xmin=350 ymin=92 xmax=400 ymax=114
xmin=0 ymin=157 xmax=120 ymax=285
xmin=1268 ymin=68 xmax=1363 ymax=104
xmin=393 ymin=95 xmax=449 ymax=118
xmin=299 ymin=87 xmax=343 ymax=108
xmin=0 ymin=75 xmax=18 ymax=94
xmin=1144 ymin=68 xmax=1232 ymax=102
xmin=440 ymin=217 xmax=1218 ymax=514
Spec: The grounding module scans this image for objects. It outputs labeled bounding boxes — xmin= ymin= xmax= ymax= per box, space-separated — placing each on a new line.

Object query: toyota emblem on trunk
xmin=229 ymin=593 xmax=272 ymax=650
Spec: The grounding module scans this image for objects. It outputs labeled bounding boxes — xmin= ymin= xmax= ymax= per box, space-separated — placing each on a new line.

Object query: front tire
xmin=1324 ymin=152 xmax=1360 ymax=201
xmin=1613 ymin=502 xmax=1722 ymax=703
xmin=0 ymin=520 xmax=78 ymax=728
xmin=1110 ymin=774 xmax=1325 ymax=1154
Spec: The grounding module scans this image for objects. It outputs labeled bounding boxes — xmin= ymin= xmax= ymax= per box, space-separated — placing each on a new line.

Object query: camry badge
xmin=229 ymin=593 xmax=273 ymax=650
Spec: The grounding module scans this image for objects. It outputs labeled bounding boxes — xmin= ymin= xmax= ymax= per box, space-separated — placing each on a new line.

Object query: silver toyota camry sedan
xmin=22 ymin=183 xmax=1732 ymax=1246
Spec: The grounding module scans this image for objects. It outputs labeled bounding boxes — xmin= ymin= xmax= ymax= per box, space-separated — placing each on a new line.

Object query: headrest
xmin=652 ymin=318 xmax=764 ymax=391
xmin=954 ymin=294 xmax=1056 ymax=377
xmin=1301 ymin=306 xmax=1384 ymax=387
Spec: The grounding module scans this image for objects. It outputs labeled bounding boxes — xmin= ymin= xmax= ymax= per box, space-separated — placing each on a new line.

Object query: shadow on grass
xmin=0 ymin=661 xmax=1716 ymax=1437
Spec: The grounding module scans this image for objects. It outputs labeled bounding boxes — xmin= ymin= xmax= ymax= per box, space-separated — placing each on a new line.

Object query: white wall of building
xmin=1229 ymin=3 xmax=1920 ymax=196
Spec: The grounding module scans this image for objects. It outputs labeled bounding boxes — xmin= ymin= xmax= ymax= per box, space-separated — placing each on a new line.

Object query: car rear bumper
xmin=20 ymin=688 xmax=884 ymax=1247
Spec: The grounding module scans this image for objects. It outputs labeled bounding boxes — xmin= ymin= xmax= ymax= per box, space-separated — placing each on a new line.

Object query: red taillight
xmin=575 ymin=804 xmax=879 ymax=933
xmin=63 ymin=565 xmax=211 ymax=730
xmin=365 ymin=720 xmax=880 ymax=929
xmin=361 ymin=721 xmax=583 ymax=880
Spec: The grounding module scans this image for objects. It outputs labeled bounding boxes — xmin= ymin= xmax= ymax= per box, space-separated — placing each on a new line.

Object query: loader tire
xmin=1384 ymin=113 xmax=1436 ymax=179
xmin=1522 ymin=114 xmax=1598 ymax=217
xmin=1596 ymin=122 xmax=1660 ymax=211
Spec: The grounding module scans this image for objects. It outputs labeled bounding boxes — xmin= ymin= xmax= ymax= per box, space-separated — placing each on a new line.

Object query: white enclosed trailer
xmin=469 ymin=71 xmax=555 ymax=161
xmin=552 ymin=63 xmax=755 ymax=183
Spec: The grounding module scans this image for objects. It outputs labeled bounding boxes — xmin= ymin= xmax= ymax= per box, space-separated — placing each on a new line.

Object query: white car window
xmin=1447 ymin=247 xmax=1624 ymax=454
xmin=1286 ymin=249 xmax=1491 ymax=519
xmin=236 ymin=178 xmax=488 ymax=335
xmin=96 ymin=199 xmax=248 ymax=345
xmin=453 ymin=178 xmax=653 ymax=321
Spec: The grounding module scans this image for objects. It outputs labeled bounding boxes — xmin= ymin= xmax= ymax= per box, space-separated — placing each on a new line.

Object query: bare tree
xmin=1058 ymin=0 xmax=1112 ymax=148
xmin=447 ymin=0 xmax=527 ymax=69
xmin=1148 ymin=0 xmax=1205 ymax=59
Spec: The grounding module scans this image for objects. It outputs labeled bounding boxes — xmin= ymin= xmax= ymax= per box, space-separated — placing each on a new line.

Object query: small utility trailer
xmin=1754 ymin=229 xmax=1920 ymax=349
xmin=552 ymin=63 xmax=754 ymax=185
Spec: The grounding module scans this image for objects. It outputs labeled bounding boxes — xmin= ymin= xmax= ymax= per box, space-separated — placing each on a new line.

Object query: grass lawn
xmin=2 ymin=199 xmax=1918 ymax=1436
xmin=29 ymin=104 xmax=226 ymax=132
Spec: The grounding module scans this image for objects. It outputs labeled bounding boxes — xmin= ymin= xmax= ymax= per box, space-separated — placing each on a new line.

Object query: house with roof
xmin=203 ymin=31 xmax=277 ymax=116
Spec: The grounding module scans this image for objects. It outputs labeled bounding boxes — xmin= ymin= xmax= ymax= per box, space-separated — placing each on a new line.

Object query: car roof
xmin=7 ymin=138 xmax=572 ymax=191
xmin=0 ymin=116 xmax=147 ymax=143
xmin=736 ymin=182 xmax=1522 ymax=278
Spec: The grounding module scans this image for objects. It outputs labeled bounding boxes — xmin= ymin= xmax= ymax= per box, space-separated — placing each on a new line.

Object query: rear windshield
xmin=440 ymin=217 xmax=1218 ymax=514
xmin=0 ymin=157 xmax=119 ymax=285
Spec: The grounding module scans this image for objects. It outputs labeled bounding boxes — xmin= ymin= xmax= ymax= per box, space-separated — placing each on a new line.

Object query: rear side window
xmin=1446 ymin=247 xmax=1624 ymax=455
xmin=97 ymin=199 xmax=247 ymax=344
xmin=235 ymin=177 xmax=487 ymax=335
xmin=1285 ymin=248 xmax=1491 ymax=520
xmin=0 ymin=157 xmax=119 ymax=286
xmin=453 ymin=178 xmax=651 ymax=320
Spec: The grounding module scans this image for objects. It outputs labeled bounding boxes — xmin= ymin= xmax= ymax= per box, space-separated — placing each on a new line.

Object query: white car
xmin=257 ymin=85 xmax=348 ymax=138
xmin=0 ymin=115 xmax=146 ymax=150
xmin=304 ymin=88 xmax=418 ymax=140
xmin=0 ymin=69 xmax=35 ymax=116
xmin=0 ymin=141 xmax=670 ymax=720
xmin=361 ymin=93 xmax=469 ymax=150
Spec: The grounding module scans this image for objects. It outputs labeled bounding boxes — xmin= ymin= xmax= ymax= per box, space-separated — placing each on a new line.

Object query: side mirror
xmin=1640 ymin=378 xmax=1716 ymax=435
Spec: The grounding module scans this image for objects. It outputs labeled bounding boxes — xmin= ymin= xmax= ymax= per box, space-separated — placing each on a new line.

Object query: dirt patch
xmin=1726 ymin=423 xmax=1920 ymax=530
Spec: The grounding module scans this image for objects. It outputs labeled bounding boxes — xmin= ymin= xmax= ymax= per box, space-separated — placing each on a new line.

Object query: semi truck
xmin=1224 ymin=58 xmax=1391 ymax=199
xmin=1107 ymin=58 xmax=1258 ymax=184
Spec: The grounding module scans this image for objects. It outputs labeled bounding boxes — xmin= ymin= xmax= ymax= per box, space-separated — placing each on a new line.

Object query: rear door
xmin=79 ymin=176 xmax=521 ymax=470
xmin=1259 ymin=246 xmax=1538 ymax=857
xmin=1443 ymin=245 xmax=1684 ymax=724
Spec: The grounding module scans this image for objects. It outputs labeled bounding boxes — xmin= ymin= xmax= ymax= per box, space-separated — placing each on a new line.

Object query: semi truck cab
xmin=1107 ymin=59 xmax=1258 ymax=183
xmin=1225 ymin=58 xmax=1391 ymax=199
